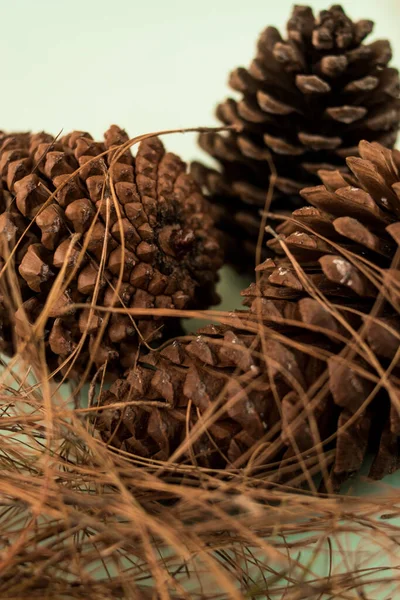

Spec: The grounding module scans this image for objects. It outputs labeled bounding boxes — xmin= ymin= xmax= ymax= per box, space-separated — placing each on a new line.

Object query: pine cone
xmin=192 ymin=4 xmax=400 ymax=268
xmin=242 ymin=139 xmax=400 ymax=486
xmin=0 ymin=127 xmax=223 ymax=376
xmin=95 ymin=318 xmax=335 ymax=475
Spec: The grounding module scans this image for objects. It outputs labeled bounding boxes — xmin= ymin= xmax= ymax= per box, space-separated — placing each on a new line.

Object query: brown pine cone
xmin=242 ymin=139 xmax=400 ymax=486
xmin=95 ymin=284 xmax=399 ymax=489
xmin=0 ymin=127 xmax=223 ymax=376
xmin=95 ymin=318 xmax=336 ymax=476
xmin=192 ymin=4 xmax=400 ymax=269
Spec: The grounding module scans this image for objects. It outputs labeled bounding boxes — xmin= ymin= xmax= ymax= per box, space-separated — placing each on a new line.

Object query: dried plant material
xmin=1 ymin=122 xmax=400 ymax=598
xmin=191 ymin=4 xmax=400 ymax=267
xmin=2 ymin=351 xmax=400 ymax=599
xmin=0 ymin=126 xmax=223 ymax=378
xmin=0 ymin=245 xmax=399 ymax=592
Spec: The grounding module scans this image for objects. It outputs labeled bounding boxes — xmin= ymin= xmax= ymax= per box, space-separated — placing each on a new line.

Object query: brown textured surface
xmin=192 ymin=4 xmax=400 ymax=268
xmin=241 ymin=140 xmax=400 ymax=485
xmin=95 ymin=319 xmax=336 ymax=476
xmin=96 ymin=140 xmax=400 ymax=488
xmin=0 ymin=126 xmax=223 ymax=376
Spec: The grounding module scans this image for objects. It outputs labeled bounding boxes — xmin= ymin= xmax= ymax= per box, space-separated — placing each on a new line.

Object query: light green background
xmin=1 ymin=2 xmax=400 ymax=597
xmin=1 ymin=0 xmax=399 ymax=165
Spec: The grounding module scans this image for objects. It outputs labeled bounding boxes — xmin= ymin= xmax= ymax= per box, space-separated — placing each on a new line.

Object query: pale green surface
xmin=0 ymin=0 xmax=399 ymax=165
xmin=2 ymin=1 xmax=400 ymax=596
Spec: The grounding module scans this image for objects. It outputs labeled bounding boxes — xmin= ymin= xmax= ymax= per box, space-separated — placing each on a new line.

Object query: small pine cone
xmin=192 ymin=4 xmax=400 ymax=268
xmin=95 ymin=321 xmax=335 ymax=473
xmin=0 ymin=126 xmax=223 ymax=376
xmin=242 ymin=139 xmax=400 ymax=486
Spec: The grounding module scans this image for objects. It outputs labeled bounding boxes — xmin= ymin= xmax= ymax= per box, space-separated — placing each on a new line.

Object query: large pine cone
xmin=192 ymin=4 xmax=400 ymax=268
xmin=0 ymin=127 xmax=223 ymax=376
xmin=242 ymin=139 xmax=400 ymax=487
xmin=95 ymin=316 xmax=336 ymax=479
xmin=95 ymin=140 xmax=400 ymax=488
